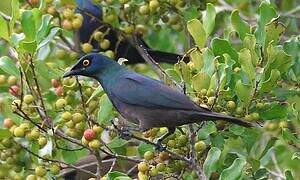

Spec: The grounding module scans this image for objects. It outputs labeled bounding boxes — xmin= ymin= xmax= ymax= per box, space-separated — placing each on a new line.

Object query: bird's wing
xmin=110 ymin=72 xmax=206 ymax=111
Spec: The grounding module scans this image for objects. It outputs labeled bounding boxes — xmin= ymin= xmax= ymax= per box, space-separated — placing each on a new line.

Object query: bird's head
xmin=63 ymin=53 xmax=121 ymax=79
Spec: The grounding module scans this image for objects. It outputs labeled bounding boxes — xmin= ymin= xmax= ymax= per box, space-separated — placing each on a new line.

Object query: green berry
xmin=0 ymin=75 xmax=6 ymax=85
xmin=38 ymin=137 xmax=47 ymax=147
xmin=61 ymin=111 xmax=72 ymax=121
xmin=50 ymin=164 xmax=60 ymax=175
xmin=23 ymin=94 xmax=34 ymax=104
xmin=55 ymin=98 xmax=67 ymax=109
xmin=72 ymin=18 xmax=82 ymax=29
xmin=139 ymin=5 xmax=149 ymax=15
xmin=72 ymin=113 xmax=84 ymax=123
xmin=14 ymin=127 xmax=25 ymax=137
xmin=35 ymin=166 xmax=47 ymax=177
xmin=138 ymin=162 xmax=149 ymax=173
xmin=144 ymin=151 xmax=154 ymax=161
xmin=81 ymin=43 xmax=93 ymax=53
xmin=100 ymin=39 xmax=110 ymax=50
xmin=195 ymin=141 xmax=206 ymax=152
xmin=7 ymin=76 xmax=17 ymax=86
xmin=94 ymin=31 xmax=103 ymax=41
xmin=63 ymin=8 xmax=73 ymax=19
xmin=226 ymin=101 xmax=236 ymax=110
xmin=89 ymin=139 xmax=101 ymax=149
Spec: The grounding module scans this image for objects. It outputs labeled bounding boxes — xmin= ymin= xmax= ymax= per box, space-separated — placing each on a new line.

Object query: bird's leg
xmin=111 ymin=120 xmax=132 ymax=140
xmin=156 ymin=127 xmax=176 ymax=151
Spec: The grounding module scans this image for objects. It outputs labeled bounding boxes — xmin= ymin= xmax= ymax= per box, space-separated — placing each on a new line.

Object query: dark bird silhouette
xmin=75 ymin=0 xmax=184 ymax=64
xmin=63 ymin=53 xmax=254 ymax=147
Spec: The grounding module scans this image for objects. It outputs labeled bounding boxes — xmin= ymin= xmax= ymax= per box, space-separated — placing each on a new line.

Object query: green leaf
xmin=219 ymin=158 xmax=246 ymax=180
xmin=260 ymin=69 xmax=280 ymax=93
xmin=0 ymin=56 xmax=19 ymax=78
xmin=0 ymin=16 xmax=9 ymax=41
xmin=203 ymin=147 xmax=221 ymax=178
xmin=265 ymin=47 xmax=292 ymax=77
xmin=238 ymin=49 xmax=255 ymax=82
xmin=87 ymin=87 xmax=104 ymax=104
xmin=183 ymin=6 xmax=199 ymax=21
xmin=138 ymin=142 xmax=154 ymax=156
xmin=197 ymin=121 xmax=217 ymax=140
xmin=243 ymin=34 xmax=259 ymax=66
xmin=21 ymin=10 xmax=36 ymax=41
xmin=0 ymin=129 xmax=12 ymax=139
xmin=203 ymin=48 xmax=215 ymax=76
xmin=211 ymin=38 xmax=238 ymax=61
xmin=291 ymin=152 xmax=300 ymax=160
xmin=187 ymin=19 xmax=206 ymax=48
xmin=235 ymin=80 xmax=252 ymax=106
xmin=108 ymin=171 xmax=131 ymax=180
xmin=174 ymin=61 xmax=191 ymax=83
xmin=231 ymin=10 xmax=250 ymax=40
xmin=259 ymin=137 xmax=277 ymax=159
xmin=190 ymin=49 xmax=204 ymax=71
xmin=229 ymin=125 xmax=244 ymax=136
xmin=282 ymin=128 xmax=300 ymax=145
xmin=108 ymin=137 xmax=127 ymax=150
xmin=98 ymin=94 xmax=114 ymax=124
xmin=165 ymin=69 xmax=181 ymax=83
xmin=192 ymin=72 xmax=210 ymax=92
xmin=30 ymin=142 xmax=39 ymax=163
xmin=265 ymin=17 xmax=286 ymax=47
xmin=203 ymin=3 xmax=216 ymax=36
xmin=255 ymin=2 xmax=277 ymax=44
xmin=10 ymin=0 xmax=19 ymax=34
xmin=36 ymin=14 xmax=52 ymax=43
xmin=259 ymin=103 xmax=288 ymax=120
xmin=285 ymin=170 xmax=294 ymax=180
xmin=37 ymin=27 xmax=61 ymax=50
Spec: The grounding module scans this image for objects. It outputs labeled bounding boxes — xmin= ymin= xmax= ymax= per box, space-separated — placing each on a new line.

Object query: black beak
xmin=63 ymin=68 xmax=82 ymax=78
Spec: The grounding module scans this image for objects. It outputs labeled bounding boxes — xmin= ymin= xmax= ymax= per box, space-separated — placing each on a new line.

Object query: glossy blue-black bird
xmin=64 ymin=53 xmax=253 ymax=144
xmin=75 ymin=0 xmax=185 ymax=64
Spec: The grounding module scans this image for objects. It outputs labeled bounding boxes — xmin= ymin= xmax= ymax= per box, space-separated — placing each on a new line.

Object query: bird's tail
xmin=195 ymin=111 xmax=254 ymax=128
xmin=147 ymin=49 xmax=189 ymax=64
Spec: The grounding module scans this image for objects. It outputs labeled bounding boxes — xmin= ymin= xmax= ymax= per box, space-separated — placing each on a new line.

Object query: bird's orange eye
xmin=83 ymin=59 xmax=90 ymax=66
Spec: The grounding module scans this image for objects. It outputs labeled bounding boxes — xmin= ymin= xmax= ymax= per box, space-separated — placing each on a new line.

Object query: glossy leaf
xmin=0 ymin=56 xmax=19 ymax=78
xmin=265 ymin=17 xmax=286 ymax=47
xmin=10 ymin=0 xmax=19 ymax=34
xmin=108 ymin=171 xmax=131 ymax=180
xmin=243 ymin=34 xmax=259 ymax=66
xmin=231 ymin=10 xmax=250 ymax=40
xmin=21 ymin=10 xmax=36 ymax=41
xmin=203 ymin=3 xmax=216 ymax=36
xmin=190 ymin=49 xmax=204 ymax=71
xmin=0 ymin=16 xmax=9 ymax=41
xmin=203 ymin=147 xmax=221 ymax=178
xmin=192 ymin=72 xmax=210 ymax=92
xmin=197 ymin=121 xmax=217 ymax=140
xmin=138 ymin=142 xmax=154 ymax=156
xmin=203 ymin=48 xmax=215 ymax=76
xmin=260 ymin=69 xmax=280 ymax=93
xmin=238 ymin=49 xmax=255 ymax=82
xmin=260 ymin=103 xmax=287 ymax=120
xmin=259 ymin=137 xmax=277 ymax=159
xmin=219 ymin=158 xmax=246 ymax=180
xmin=187 ymin=19 xmax=206 ymax=48
xmin=36 ymin=14 xmax=52 ymax=43
xmin=211 ymin=38 xmax=238 ymax=61
xmin=174 ymin=61 xmax=191 ymax=83
xmin=235 ymin=80 xmax=252 ymax=106
xmin=98 ymin=94 xmax=114 ymax=124
xmin=37 ymin=27 xmax=61 ymax=50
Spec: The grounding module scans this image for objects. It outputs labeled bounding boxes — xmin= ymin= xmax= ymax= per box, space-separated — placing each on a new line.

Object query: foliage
xmin=0 ymin=0 xmax=299 ymax=179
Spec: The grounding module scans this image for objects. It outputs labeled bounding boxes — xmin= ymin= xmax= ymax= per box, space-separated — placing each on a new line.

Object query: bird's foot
xmin=118 ymin=128 xmax=132 ymax=140
xmin=155 ymin=141 xmax=166 ymax=152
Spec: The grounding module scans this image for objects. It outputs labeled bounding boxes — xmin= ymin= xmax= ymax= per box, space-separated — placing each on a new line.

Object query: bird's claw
xmin=155 ymin=141 xmax=166 ymax=151
xmin=118 ymin=129 xmax=132 ymax=140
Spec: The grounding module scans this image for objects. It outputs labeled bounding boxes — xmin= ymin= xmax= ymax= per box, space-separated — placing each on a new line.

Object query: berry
xmin=251 ymin=112 xmax=259 ymax=120
xmin=26 ymin=174 xmax=37 ymax=180
xmin=156 ymin=163 xmax=165 ymax=172
xmin=149 ymin=167 xmax=158 ymax=176
xmin=74 ymin=13 xmax=83 ymax=21
xmin=3 ymin=118 xmax=14 ymax=129
xmin=279 ymin=121 xmax=288 ymax=128
xmin=84 ymin=129 xmax=95 ymax=141
xmin=56 ymin=49 xmax=66 ymax=59
xmin=138 ymin=162 xmax=149 ymax=173
xmin=29 ymin=0 xmax=39 ymax=6
xmin=61 ymin=111 xmax=72 ymax=121
xmin=236 ymin=107 xmax=244 ymax=115
xmin=123 ymin=24 xmax=134 ymax=34
xmin=14 ymin=127 xmax=25 ymax=137
xmin=50 ymin=164 xmax=60 ymax=175
xmin=92 ymin=125 xmax=103 ymax=135
xmin=159 ymin=151 xmax=170 ymax=161
xmin=38 ymin=137 xmax=47 ymax=147
xmin=256 ymin=102 xmax=264 ymax=110
xmin=31 ymin=129 xmax=40 ymax=139
xmin=9 ymin=85 xmax=20 ymax=96
xmin=207 ymin=96 xmax=216 ymax=106
xmin=149 ymin=0 xmax=159 ymax=11
xmin=139 ymin=5 xmax=149 ymax=15
xmin=72 ymin=18 xmax=82 ymax=29
xmin=82 ymin=43 xmax=93 ymax=53
xmin=0 ymin=75 xmax=6 ymax=85
xmin=144 ymin=151 xmax=154 ymax=161
xmin=82 ymin=137 xmax=89 ymax=146
xmin=100 ymin=39 xmax=110 ymax=50
xmin=7 ymin=76 xmax=17 ymax=86
xmin=244 ymin=114 xmax=252 ymax=121
xmin=23 ymin=94 xmax=34 ymax=104
xmin=62 ymin=19 xmax=73 ymax=30
xmin=45 ymin=0 xmax=53 ymax=3
xmin=63 ymin=9 xmax=74 ymax=19
xmin=226 ymin=101 xmax=236 ymax=110
xmin=138 ymin=172 xmax=148 ymax=180
xmin=94 ymin=31 xmax=104 ymax=41
xmin=89 ymin=139 xmax=101 ymax=149
xmin=195 ymin=141 xmax=206 ymax=152
xmin=72 ymin=113 xmax=84 ymax=123
xmin=105 ymin=50 xmax=115 ymax=59
xmin=70 ymin=52 xmax=79 ymax=59
xmin=51 ymin=79 xmax=60 ymax=88
xmin=47 ymin=6 xmax=56 ymax=15
xmin=55 ymin=86 xmax=63 ymax=96
xmin=55 ymin=98 xmax=67 ymax=109
xmin=35 ymin=166 xmax=47 ymax=177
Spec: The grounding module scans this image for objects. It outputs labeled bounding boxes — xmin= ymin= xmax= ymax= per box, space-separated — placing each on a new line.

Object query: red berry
xmin=56 ymin=86 xmax=63 ymax=96
xmin=83 ymin=129 xmax=95 ymax=141
xmin=51 ymin=79 xmax=60 ymax=88
xmin=3 ymin=118 xmax=14 ymax=129
xmin=9 ymin=85 xmax=20 ymax=96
